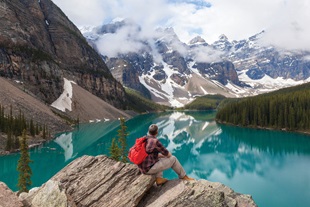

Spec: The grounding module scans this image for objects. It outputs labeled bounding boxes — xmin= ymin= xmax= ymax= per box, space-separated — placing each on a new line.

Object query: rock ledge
xmin=1 ymin=155 xmax=257 ymax=207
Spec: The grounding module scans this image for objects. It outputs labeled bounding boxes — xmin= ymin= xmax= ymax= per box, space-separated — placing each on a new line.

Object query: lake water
xmin=0 ymin=111 xmax=310 ymax=207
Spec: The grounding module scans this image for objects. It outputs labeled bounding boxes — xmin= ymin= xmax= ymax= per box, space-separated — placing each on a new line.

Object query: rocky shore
xmin=0 ymin=155 xmax=257 ymax=207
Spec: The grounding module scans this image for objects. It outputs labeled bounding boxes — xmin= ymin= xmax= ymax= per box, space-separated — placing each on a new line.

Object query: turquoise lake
xmin=0 ymin=111 xmax=310 ymax=207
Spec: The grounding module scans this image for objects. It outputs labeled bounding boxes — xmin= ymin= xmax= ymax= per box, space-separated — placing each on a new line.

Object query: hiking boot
xmin=156 ymin=177 xmax=168 ymax=185
xmin=181 ymin=175 xmax=195 ymax=181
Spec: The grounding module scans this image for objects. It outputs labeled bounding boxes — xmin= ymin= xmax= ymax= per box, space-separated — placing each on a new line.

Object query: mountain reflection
xmin=147 ymin=111 xmax=310 ymax=181
xmin=1 ymin=111 xmax=309 ymax=206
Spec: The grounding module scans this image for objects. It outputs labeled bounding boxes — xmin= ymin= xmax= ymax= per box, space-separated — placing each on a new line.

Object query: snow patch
xmin=54 ymin=133 xmax=73 ymax=161
xmin=139 ymin=63 xmax=184 ymax=107
xmin=202 ymin=122 xmax=209 ymax=131
xmin=239 ymin=70 xmax=310 ymax=91
xmin=51 ymin=78 xmax=76 ymax=112
xmin=200 ymin=86 xmax=208 ymax=95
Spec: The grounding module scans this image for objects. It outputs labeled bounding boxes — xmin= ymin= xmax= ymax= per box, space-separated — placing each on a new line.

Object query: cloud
xmin=51 ymin=0 xmax=107 ymax=26
xmin=191 ymin=46 xmax=224 ymax=63
xmin=52 ymin=0 xmax=310 ymax=52
xmin=257 ymin=1 xmax=310 ymax=51
xmin=96 ymin=25 xmax=148 ymax=57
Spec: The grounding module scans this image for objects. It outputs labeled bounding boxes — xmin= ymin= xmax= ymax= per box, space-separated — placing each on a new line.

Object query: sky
xmin=52 ymin=0 xmax=310 ymax=52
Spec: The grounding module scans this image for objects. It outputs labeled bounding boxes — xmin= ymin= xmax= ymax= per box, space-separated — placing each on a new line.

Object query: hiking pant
xmin=146 ymin=155 xmax=186 ymax=179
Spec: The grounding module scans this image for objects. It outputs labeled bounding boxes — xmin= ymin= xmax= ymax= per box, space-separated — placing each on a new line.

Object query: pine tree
xmin=14 ymin=135 xmax=20 ymax=149
xmin=109 ymin=138 xmax=121 ymax=161
xmin=42 ymin=124 xmax=46 ymax=139
xmin=117 ymin=117 xmax=128 ymax=163
xmin=35 ymin=122 xmax=39 ymax=135
xmin=17 ymin=130 xmax=32 ymax=193
xmin=5 ymin=131 xmax=12 ymax=151
xmin=29 ymin=119 xmax=35 ymax=137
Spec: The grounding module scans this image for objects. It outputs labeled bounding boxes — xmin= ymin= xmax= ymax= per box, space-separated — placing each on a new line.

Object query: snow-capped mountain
xmin=216 ymin=31 xmax=310 ymax=92
xmin=81 ymin=20 xmax=310 ymax=107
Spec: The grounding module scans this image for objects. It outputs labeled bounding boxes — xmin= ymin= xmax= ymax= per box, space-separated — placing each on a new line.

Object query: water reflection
xmin=145 ymin=111 xmax=310 ymax=207
xmin=0 ymin=111 xmax=309 ymax=207
xmin=54 ymin=120 xmax=119 ymax=161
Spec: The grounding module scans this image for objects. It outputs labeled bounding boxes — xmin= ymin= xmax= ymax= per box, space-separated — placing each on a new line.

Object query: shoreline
xmin=216 ymin=120 xmax=310 ymax=136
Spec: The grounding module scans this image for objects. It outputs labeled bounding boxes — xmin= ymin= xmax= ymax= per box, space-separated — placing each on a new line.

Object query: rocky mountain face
xmin=83 ymin=21 xmax=238 ymax=107
xmin=83 ymin=20 xmax=310 ymax=107
xmin=0 ymin=0 xmax=126 ymax=108
xmin=214 ymin=32 xmax=310 ymax=87
xmin=6 ymin=155 xmax=257 ymax=207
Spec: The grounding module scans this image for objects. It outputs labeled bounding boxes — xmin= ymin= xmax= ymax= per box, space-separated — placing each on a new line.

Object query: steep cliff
xmin=83 ymin=21 xmax=240 ymax=107
xmin=0 ymin=0 xmax=126 ymax=108
xmin=14 ymin=155 xmax=257 ymax=207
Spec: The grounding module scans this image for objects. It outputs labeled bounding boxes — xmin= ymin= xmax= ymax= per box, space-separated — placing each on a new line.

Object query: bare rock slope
xmin=18 ymin=155 xmax=257 ymax=207
xmin=0 ymin=77 xmax=131 ymax=153
xmin=0 ymin=77 xmax=69 ymax=133
xmin=0 ymin=0 xmax=127 ymax=108
xmin=0 ymin=182 xmax=23 ymax=207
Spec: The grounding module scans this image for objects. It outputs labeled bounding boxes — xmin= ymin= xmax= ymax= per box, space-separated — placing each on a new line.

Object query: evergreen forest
xmin=216 ymin=83 xmax=310 ymax=132
xmin=183 ymin=94 xmax=226 ymax=110
xmin=0 ymin=104 xmax=49 ymax=152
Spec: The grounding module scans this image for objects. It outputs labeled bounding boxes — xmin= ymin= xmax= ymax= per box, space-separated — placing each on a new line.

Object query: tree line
xmin=216 ymin=84 xmax=310 ymax=132
xmin=0 ymin=104 xmax=50 ymax=151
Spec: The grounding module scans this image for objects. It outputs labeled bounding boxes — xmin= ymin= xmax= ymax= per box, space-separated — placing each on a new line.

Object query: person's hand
xmin=166 ymin=152 xmax=172 ymax=158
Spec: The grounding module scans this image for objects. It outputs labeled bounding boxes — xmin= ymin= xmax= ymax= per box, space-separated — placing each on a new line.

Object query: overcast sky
xmin=52 ymin=0 xmax=310 ymax=52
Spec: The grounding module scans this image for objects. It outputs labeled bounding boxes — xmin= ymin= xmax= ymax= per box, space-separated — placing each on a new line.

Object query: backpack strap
xmin=145 ymin=135 xmax=158 ymax=154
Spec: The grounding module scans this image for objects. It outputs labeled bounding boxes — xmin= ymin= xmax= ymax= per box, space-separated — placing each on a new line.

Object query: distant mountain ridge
xmin=0 ymin=0 xmax=126 ymax=109
xmin=82 ymin=20 xmax=310 ymax=107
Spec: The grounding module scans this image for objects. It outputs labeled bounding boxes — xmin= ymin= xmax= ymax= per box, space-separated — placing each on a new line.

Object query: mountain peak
xmin=219 ymin=34 xmax=228 ymax=41
xmin=188 ymin=36 xmax=207 ymax=45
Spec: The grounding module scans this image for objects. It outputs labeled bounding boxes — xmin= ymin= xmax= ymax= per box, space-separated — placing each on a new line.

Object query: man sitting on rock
xmin=138 ymin=124 xmax=195 ymax=185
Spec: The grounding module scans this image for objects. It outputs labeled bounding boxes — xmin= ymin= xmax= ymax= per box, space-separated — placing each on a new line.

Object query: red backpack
xmin=128 ymin=137 xmax=148 ymax=165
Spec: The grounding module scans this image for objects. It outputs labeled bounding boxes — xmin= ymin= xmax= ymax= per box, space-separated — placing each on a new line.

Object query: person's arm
xmin=156 ymin=140 xmax=170 ymax=157
xmin=158 ymin=152 xmax=171 ymax=158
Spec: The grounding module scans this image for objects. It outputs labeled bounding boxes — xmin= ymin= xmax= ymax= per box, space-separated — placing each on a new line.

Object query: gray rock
xmin=0 ymin=182 xmax=23 ymax=207
xmin=36 ymin=155 xmax=154 ymax=207
xmin=18 ymin=155 xmax=257 ymax=207
xmin=138 ymin=179 xmax=257 ymax=207
xmin=21 ymin=180 xmax=67 ymax=207
xmin=0 ymin=0 xmax=126 ymax=108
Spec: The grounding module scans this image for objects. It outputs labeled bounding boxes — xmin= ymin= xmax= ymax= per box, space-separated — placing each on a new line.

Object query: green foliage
xmin=109 ymin=138 xmax=121 ymax=161
xmin=183 ymin=94 xmax=226 ymax=110
xmin=109 ymin=117 xmax=129 ymax=163
xmin=0 ymin=104 xmax=49 ymax=151
xmin=118 ymin=117 xmax=129 ymax=163
xmin=29 ymin=119 xmax=35 ymax=137
xmin=42 ymin=124 xmax=46 ymax=140
xmin=125 ymin=88 xmax=170 ymax=113
xmin=5 ymin=131 xmax=12 ymax=151
xmin=17 ymin=130 xmax=32 ymax=193
xmin=216 ymin=82 xmax=310 ymax=132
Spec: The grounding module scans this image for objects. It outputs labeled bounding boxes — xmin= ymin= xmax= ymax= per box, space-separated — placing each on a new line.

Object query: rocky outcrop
xmin=20 ymin=155 xmax=156 ymax=207
xmin=18 ymin=155 xmax=257 ymax=207
xmin=104 ymin=57 xmax=151 ymax=99
xmin=0 ymin=0 xmax=126 ymax=108
xmin=193 ymin=61 xmax=239 ymax=85
xmin=138 ymin=180 xmax=256 ymax=207
xmin=0 ymin=182 xmax=23 ymax=207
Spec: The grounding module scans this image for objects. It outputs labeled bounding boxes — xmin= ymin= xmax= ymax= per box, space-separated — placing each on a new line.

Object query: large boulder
xmin=138 ymin=180 xmax=256 ymax=207
xmin=0 ymin=182 xmax=23 ymax=207
xmin=18 ymin=155 xmax=257 ymax=207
